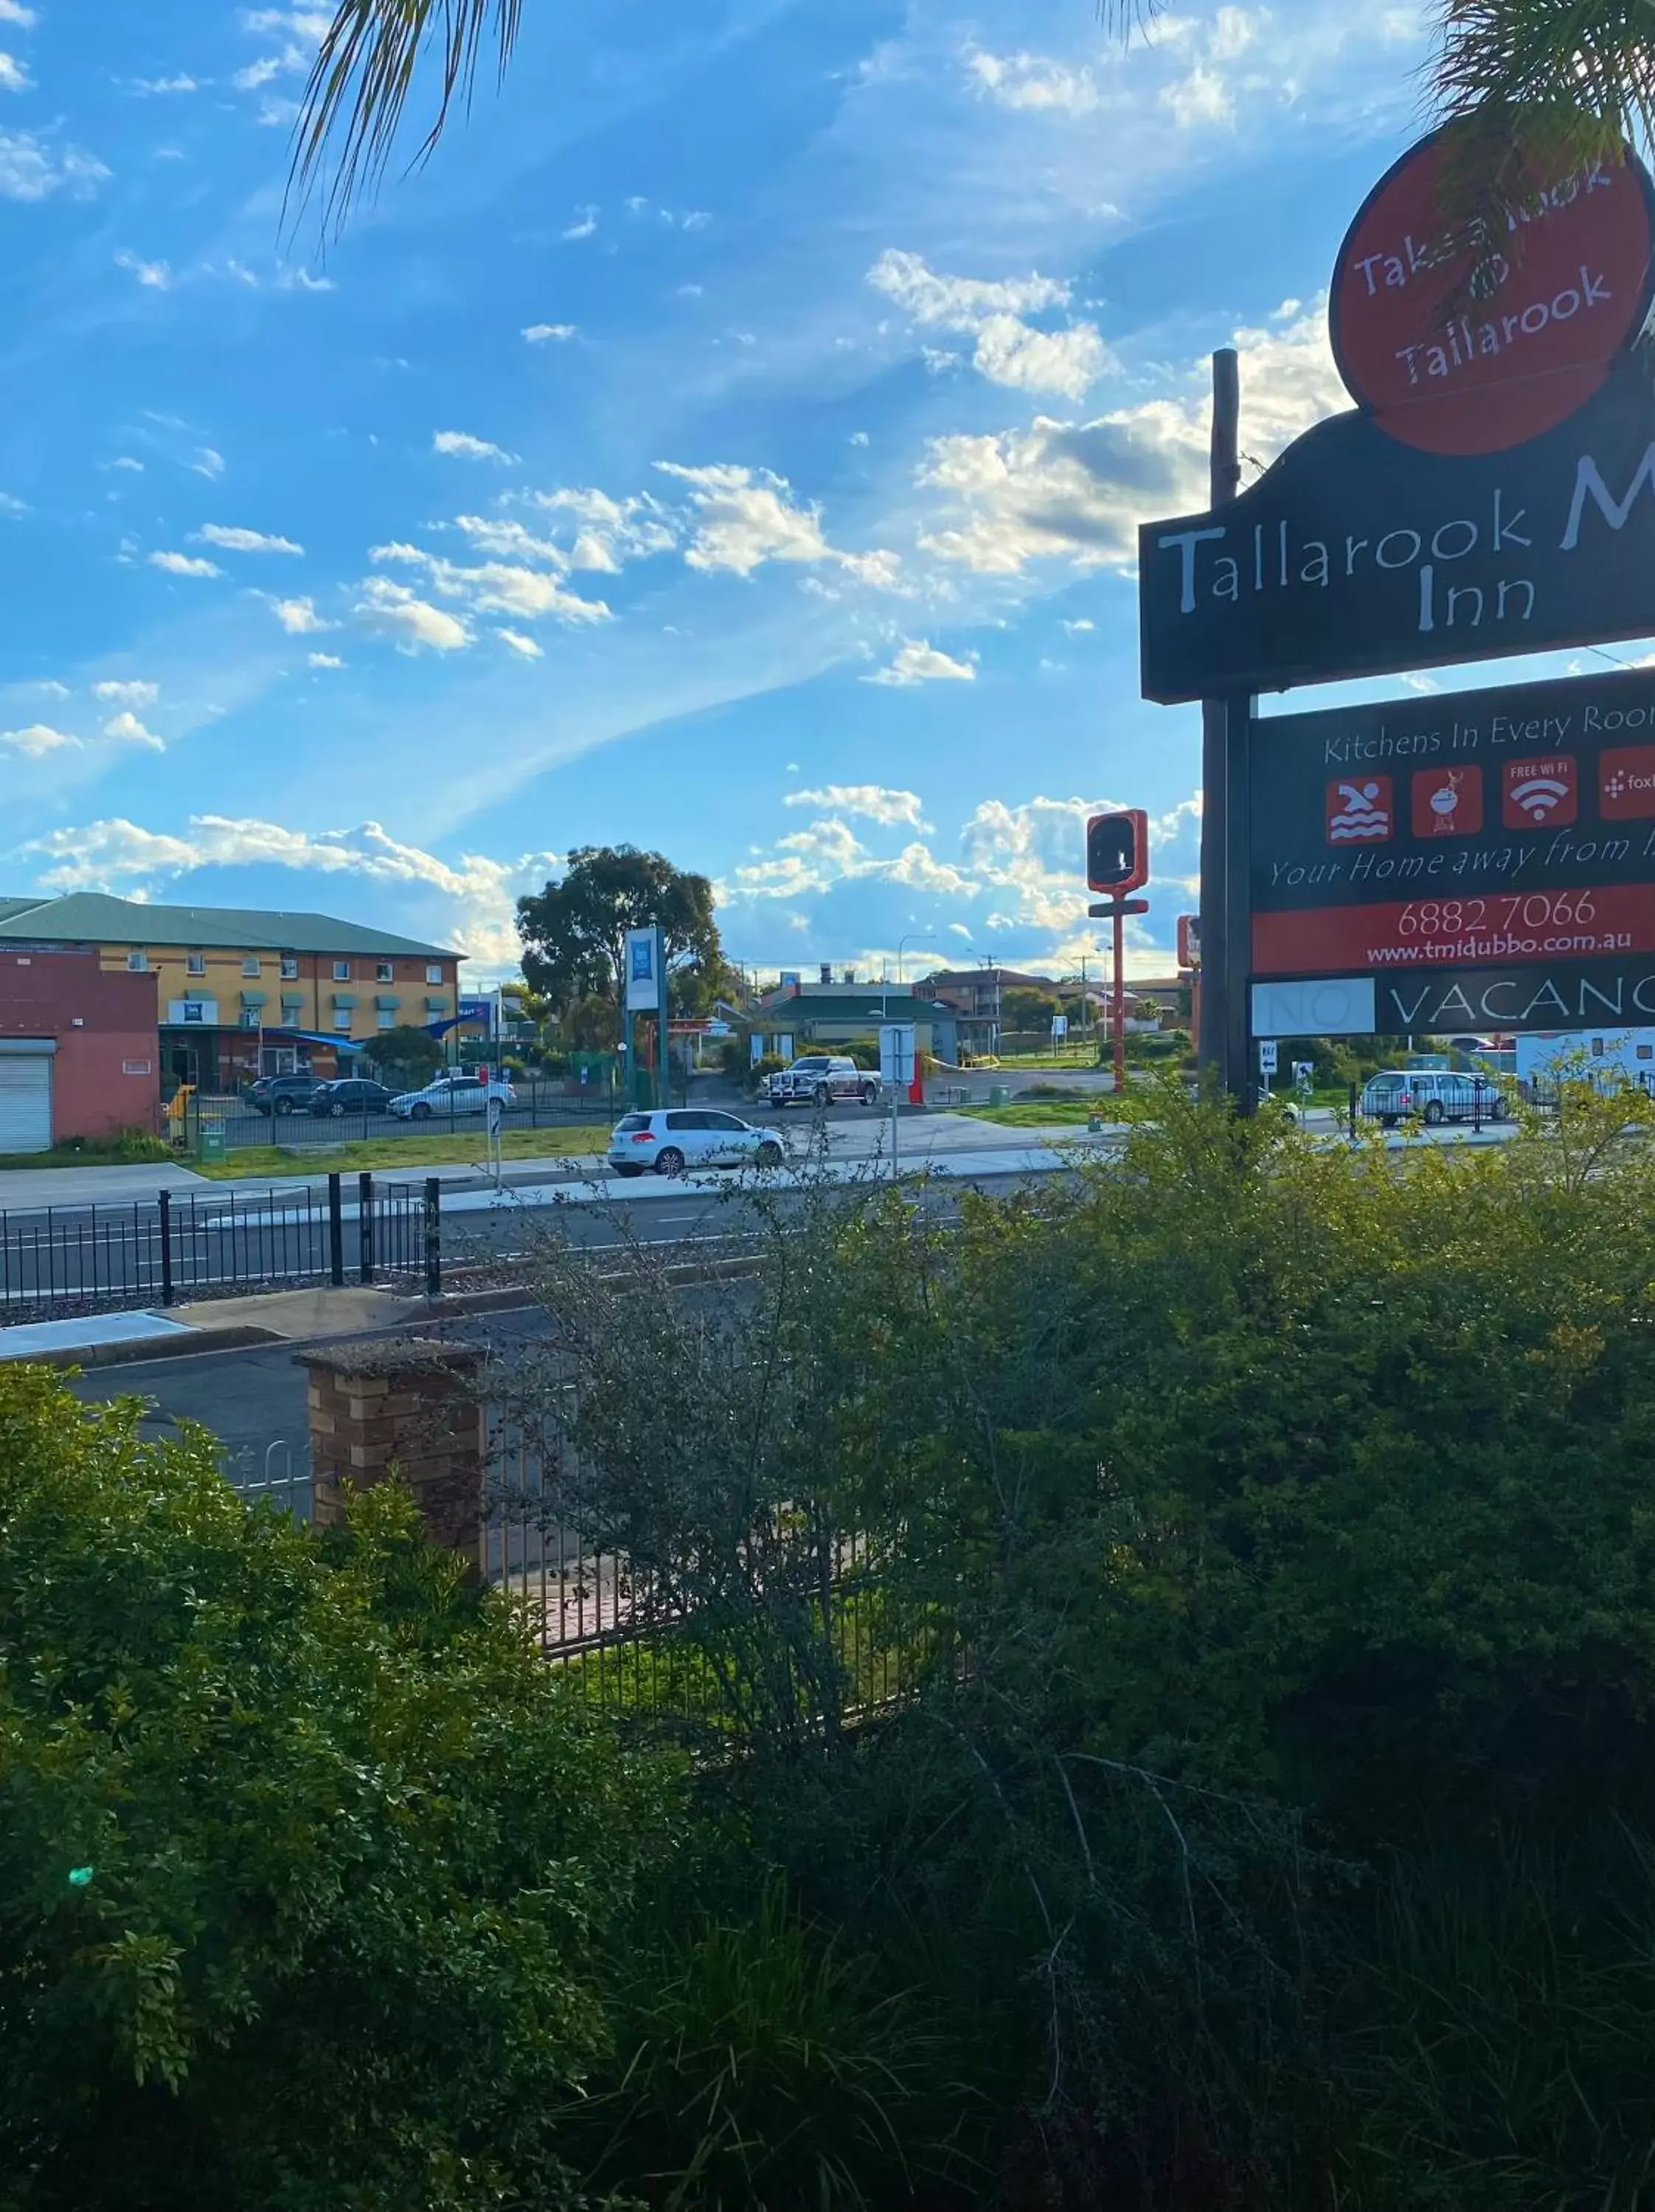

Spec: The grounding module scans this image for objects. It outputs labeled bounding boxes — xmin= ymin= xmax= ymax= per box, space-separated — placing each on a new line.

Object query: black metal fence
xmin=0 ymin=1171 xmax=443 ymax=1323
xmin=482 ymin=1415 xmax=923 ymax=1725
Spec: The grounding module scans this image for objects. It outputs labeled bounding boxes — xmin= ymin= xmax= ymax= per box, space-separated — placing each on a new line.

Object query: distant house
xmin=753 ymin=979 xmax=960 ymax=1062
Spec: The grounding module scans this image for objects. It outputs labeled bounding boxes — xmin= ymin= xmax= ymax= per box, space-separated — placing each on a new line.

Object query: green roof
xmin=0 ymin=893 xmax=457 ymax=961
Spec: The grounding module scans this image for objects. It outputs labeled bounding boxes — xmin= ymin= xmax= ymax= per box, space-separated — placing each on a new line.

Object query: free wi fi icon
xmin=1510 ymin=776 xmax=1570 ymax=820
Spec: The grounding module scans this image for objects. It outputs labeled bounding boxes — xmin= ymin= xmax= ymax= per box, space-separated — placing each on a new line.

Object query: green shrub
xmin=0 ymin=1369 xmax=678 ymax=2212
xmin=569 ymin=1879 xmax=959 ymax=2211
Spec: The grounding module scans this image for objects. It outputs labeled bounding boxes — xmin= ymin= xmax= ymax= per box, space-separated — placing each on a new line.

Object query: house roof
xmin=0 ymin=893 xmax=457 ymax=960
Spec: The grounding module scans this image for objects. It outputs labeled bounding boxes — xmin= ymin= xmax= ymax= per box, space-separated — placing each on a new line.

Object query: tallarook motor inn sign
xmin=1139 ymin=123 xmax=1655 ymax=1045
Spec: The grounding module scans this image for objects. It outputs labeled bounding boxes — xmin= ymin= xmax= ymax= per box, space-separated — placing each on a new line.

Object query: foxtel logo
xmin=1600 ymin=745 xmax=1655 ymax=820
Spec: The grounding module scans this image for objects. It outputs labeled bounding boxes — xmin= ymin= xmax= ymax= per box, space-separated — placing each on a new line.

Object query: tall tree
xmin=516 ymin=845 xmax=721 ymax=1015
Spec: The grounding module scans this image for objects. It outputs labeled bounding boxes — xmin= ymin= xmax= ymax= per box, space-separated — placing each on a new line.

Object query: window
xmin=241 ymin=1009 xmax=260 ymax=1031
xmin=186 ymin=952 xmax=206 ymax=977
xmin=426 ymin=963 xmax=443 ymax=984
xmin=242 ymin=956 xmax=260 ymax=978
xmin=377 ymin=1009 xmax=395 ymax=1031
xmin=333 ymin=959 xmax=350 ymax=982
xmin=280 ymin=954 xmax=299 ymax=981
xmin=376 ymin=960 xmax=394 ymax=983
xmin=126 ymin=950 xmax=148 ymax=973
xmin=333 ymin=1009 xmax=353 ymax=1033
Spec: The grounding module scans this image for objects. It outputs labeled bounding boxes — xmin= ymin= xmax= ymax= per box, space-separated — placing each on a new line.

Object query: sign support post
xmin=1198 ymin=348 xmax=1241 ymax=1094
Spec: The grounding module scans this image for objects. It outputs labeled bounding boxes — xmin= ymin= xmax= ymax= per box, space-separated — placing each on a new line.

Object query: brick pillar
xmin=301 ymin=1340 xmax=486 ymax=1569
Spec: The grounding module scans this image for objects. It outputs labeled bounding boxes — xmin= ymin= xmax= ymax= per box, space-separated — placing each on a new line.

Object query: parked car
xmin=388 ymin=1073 xmax=516 ymax=1120
xmin=248 ymin=1073 xmax=323 ymax=1117
xmin=1360 ymin=1069 xmax=1508 ymax=1127
xmin=310 ymin=1078 xmax=396 ymax=1119
xmin=765 ymin=1054 xmax=880 ymax=1107
xmin=609 ymin=1108 xmax=788 ymax=1177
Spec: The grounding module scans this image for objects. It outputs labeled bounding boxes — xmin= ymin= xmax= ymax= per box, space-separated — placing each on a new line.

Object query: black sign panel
xmin=1138 ymin=366 xmax=1655 ymax=703
xmin=1243 ymin=667 xmax=1655 ymax=1033
xmin=1372 ymin=956 xmax=1655 ymax=1035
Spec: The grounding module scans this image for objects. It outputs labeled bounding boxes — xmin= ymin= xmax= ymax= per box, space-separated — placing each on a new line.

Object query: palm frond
xmin=1434 ymin=0 xmax=1655 ymax=149
xmin=291 ymin=0 xmax=523 ymax=232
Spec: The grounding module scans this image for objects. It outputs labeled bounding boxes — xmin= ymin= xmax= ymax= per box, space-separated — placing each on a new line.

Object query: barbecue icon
xmin=1410 ymin=765 xmax=1483 ymax=838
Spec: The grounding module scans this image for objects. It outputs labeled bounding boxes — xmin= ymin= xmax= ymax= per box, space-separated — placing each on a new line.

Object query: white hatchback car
xmin=389 ymin=1073 xmax=516 ymax=1120
xmin=609 ymin=1107 xmax=788 ymax=1177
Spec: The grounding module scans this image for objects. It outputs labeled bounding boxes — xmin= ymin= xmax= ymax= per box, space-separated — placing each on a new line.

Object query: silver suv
xmin=1361 ymin=1069 xmax=1507 ymax=1127
xmin=765 ymin=1054 xmax=880 ymax=1107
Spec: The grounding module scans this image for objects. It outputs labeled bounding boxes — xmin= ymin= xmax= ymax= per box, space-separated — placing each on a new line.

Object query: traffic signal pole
xmin=1111 ymin=904 xmax=1126 ymax=1093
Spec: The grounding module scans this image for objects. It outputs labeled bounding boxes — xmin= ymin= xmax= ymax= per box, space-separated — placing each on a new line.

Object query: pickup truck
xmin=765 ymin=1054 xmax=881 ymax=1107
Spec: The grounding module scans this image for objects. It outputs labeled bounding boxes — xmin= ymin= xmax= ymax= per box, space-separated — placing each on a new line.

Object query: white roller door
xmin=0 ymin=1054 xmax=52 ymax=1152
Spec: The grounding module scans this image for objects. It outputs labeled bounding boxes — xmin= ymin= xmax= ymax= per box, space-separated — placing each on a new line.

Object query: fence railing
xmin=184 ymin=1069 xmax=696 ymax=1155
xmin=0 ymin=1171 xmax=443 ymax=1323
xmin=481 ymin=1414 xmax=924 ymax=1724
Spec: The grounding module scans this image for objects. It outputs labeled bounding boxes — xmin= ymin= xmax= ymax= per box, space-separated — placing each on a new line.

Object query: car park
xmin=765 ymin=1054 xmax=880 ymax=1107
xmin=389 ymin=1073 xmax=516 ymax=1120
xmin=608 ymin=1108 xmax=788 ymax=1176
xmin=1360 ymin=1069 xmax=1508 ymax=1127
xmin=309 ymin=1078 xmax=397 ymax=1119
xmin=248 ymin=1073 xmax=324 ymax=1117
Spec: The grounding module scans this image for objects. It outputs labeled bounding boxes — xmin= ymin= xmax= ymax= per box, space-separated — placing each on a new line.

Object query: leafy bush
xmin=506 ymin=1078 xmax=1655 ymax=2208
xmin=568 ymin=1880 xmax=959 ymax=2211
xmin=748 ymin=1052 xmax=784 ymax=1092
xmin=0 ymin=1371 xmax=678 ymax=2212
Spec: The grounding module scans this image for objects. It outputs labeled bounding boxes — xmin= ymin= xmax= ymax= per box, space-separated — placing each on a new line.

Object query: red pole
xmin=1111 ymin=907 xmax=1126 ymax=1094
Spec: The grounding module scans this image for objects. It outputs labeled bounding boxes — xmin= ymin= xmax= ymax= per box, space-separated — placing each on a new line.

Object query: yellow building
xmin=0 ymin=893 xmax=462 ymax=1096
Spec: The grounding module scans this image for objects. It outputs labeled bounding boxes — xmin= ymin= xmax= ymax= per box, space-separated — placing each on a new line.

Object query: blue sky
xmin=0 ymin=0 xmax=1551 ymax=981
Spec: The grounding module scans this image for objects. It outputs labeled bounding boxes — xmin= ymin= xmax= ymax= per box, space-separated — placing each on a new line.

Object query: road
xmin=0 ymin=1114 xmax=1102 ymax=1318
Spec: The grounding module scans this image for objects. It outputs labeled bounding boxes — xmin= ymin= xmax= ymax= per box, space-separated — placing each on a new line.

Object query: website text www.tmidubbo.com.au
xmin=1251 ymin=888 xmax=1646 ymax=975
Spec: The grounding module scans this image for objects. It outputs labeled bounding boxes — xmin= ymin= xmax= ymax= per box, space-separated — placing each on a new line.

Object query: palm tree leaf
xmin=1435 ymin=0 xmax=1655 ymax=147
xmin=291 ymin=0 xmax=524 ymax=230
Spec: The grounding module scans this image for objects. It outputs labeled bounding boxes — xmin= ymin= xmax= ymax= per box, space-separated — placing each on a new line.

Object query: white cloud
xmin=867 ymin=639 xmax=978 ymax=687
xmin=232 ymin=46 xmax=306 ymax=90
xmin=192 ymin=448 xmax=225 ymax=479
xmin=130 ymin=74 xmax=199 ymax=95
xmin=102 ymin=709 xmax=164 ymax=751
xmin=784 ymin=785 xmax=929 ymax=829
xmin=522 ymin=321 xmax=576 ymax=344
xmin=965 ymin=46 xmax=1101 ymax=114
xmin=0 ymin=52 xmax=30 ymax=91
xmin=850 ymin=430 xmax=870 ymax=448
xmin=918 ymin=299 xmax=1343 ymax=575
xmin=562 ymin=206 xmax=598 ymax=240
xmin=94 ymin=680 xmax=159 ymax=706
xmin=114 ymin=250 xmax=172 ymax=289
xmin=194 ymin=523 xmax=304 ymax=554
xmin=1210 ymin=5 xmax=1265 ymax=61
xmin=148 ymin=550 xmax=221 ymax=577
xmin=34 ymin=681 xmax=69 ymax=698
xmin=243 ymin=9 xmax=333 ymax=34
xmin=868 ymin=248 xmax=1111 ymax=400
xmin=0 ymin=4 xmax=35 ymax=23
xmin=0 ymin=491 xmax=24 ymax=515
xmin=496 ymin=627 xmax=544 ymax=658
xmin=307 ymin=651 xmax=344 ymax=669
xmin=432 ymin=428 xmax=517 ymax=462
xmin=277 ymin=265 xmax=336 ymax=291
xmin=1162 ymin=63 xmax=1233 ymax=128
xmin=353 ymin=576 xmax=471 ymax=653
xmin=653 ymin=460 xmax=901 ymax=585
xmin=108 ymin=456 xmax=144 ymax=471
xmin=517 ymin=487 xmax=678 ymax=571
xmin=268 ymin=594 xmax=329 ymax=633
xmin=0 ymin=131 xmax=107 ymax=202
xmin=370 ymin=540 xmax=611 ymax=625
xmin=18 ymin=813 xmax=560 ymax=964
xmin=1 ymin=723 xmax=77 ymax=758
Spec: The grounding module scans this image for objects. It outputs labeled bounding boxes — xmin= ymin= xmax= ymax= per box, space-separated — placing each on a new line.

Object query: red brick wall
xmin=0 ymin=952 xmax=161 ymax=1140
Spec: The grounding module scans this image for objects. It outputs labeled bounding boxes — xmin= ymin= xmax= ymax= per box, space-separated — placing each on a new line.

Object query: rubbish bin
xmin=989 ymin=1084 xmax=1009 ymax=1107
xmin=197 ymin=1121 xmax=226 ymax=1164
